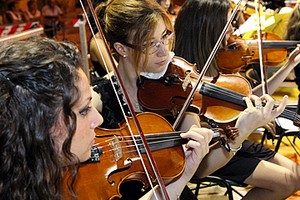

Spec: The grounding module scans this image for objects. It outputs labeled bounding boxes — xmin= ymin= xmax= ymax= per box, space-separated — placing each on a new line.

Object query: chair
xmin=190 ymin=176 xmax=247 ymax=200
xmin=261 ymin=115 xmax=300 ymax=155
xmin=245 ymin=67 xmax=261 ymax=88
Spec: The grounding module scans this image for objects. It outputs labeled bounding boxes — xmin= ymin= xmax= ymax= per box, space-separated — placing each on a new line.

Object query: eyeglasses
xmin=123 ymin=30 xmax=174 ymax=55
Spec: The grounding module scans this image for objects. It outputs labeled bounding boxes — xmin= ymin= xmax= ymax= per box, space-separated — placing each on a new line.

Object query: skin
xmin=113 ymin=17 xmax=171 ymax=112
xmin=67 ymin=69 xmax=103 ymax=162
xmin=158 ymin=0 xmax=171 ymax=11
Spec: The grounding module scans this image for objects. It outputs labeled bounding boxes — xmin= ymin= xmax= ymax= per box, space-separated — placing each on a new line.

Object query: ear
xmin=114 ymin=42 xmax=128 ymax=57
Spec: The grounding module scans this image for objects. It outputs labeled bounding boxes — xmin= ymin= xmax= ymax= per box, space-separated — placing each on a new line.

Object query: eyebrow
xmin=80 ymin=96 xmax=92 ymax=107
xmin=150 ymin=28 xmax=168 ymax=41
xmin=160 ymin=29 xmax=168 ymax=38
xmin=162 ymin=28 xmax=167 ymax=35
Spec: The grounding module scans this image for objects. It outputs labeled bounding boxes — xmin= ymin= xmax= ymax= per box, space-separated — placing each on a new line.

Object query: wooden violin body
xmin=138 ymin=56 xmax=251 ymax=124
xmin=63 ymin=112 xmax=185 ymax=200
xmin=138 ymin=56 xmax=300 ymax=126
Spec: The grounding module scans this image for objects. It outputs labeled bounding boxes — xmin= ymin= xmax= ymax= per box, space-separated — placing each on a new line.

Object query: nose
xmin=91 ymin=107 xmax=103 ymax=129
xmin=156 ymin=43 xmax=168 ymax=56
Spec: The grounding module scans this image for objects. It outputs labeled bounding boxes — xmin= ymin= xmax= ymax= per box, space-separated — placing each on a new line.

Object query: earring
xmin=123 ymin=55 xmax=127 ymax=58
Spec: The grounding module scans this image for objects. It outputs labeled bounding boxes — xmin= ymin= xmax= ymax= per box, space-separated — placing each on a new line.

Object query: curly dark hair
xmin=0 ymin=37 xmax=82 ymax=199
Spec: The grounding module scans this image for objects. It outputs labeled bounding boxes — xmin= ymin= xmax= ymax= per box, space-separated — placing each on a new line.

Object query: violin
xmin=62 ymin=112 xmax=236 ymax=199
xmin=137 ymin=56 xmax=300 ymax=127
xmin=216 ymin=32 xmax=300 ymax=73
xmin=138 ymin=56 xmax=251 ymax=124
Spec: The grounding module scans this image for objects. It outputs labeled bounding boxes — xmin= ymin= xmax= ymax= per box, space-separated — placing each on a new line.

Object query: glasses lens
xmin=147 ymin=32 xmax=173 ymax=54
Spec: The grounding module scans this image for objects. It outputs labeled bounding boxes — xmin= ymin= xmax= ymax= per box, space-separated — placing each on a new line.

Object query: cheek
xmin=142 ymin=60 xmax=155 ymax=72
xmin=71 ymin=118 xmax=93 ymax=162
xmin=76 ymin=117 xmax=90 ymax=134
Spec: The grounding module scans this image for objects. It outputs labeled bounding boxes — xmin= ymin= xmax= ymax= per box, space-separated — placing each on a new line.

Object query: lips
xmin=156 ymin=59 xmax=167 ymax=66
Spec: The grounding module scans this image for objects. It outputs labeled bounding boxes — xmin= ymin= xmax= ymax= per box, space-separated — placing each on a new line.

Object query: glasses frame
xmin=122 ymin=30 xmax=173 ymax=55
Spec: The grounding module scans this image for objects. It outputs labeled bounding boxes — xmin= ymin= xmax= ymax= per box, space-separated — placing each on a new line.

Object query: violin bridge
xmin=182 ymin=72 xmax=191 ymax=91
xmin=109 ymin=135 xmax=122 ymax=161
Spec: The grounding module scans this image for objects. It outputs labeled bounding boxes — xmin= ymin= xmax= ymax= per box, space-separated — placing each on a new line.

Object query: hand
xmin=180 ymin=125 xmax=213 ymax=179
xmin=234 ymin=94 xmax=287 ymax=143
xmin=287 ymin=46 xmax=300 ymax=66
xmin=261 ymin=120 xmax=277 ymax=136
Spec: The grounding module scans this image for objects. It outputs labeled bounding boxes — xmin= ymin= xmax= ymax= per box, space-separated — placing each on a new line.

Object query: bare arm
xmin=195 ymin=94 xmax=288 ymax=178
xmin=141 ymin=125 xmax=214 ymax=200
xmin=90 ymin=34 xmax=116 ymax=73
xmin=253 ymin=47 xmax=300 ymax=96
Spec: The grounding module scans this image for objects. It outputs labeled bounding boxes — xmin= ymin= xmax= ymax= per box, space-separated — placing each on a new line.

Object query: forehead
xmin=75 ymin=69 xmax=90 ymax=102
xmin=77 ymin=69 xmax=89 ymax=89
xmin=152 ymin=17 xmax=166 ymax=38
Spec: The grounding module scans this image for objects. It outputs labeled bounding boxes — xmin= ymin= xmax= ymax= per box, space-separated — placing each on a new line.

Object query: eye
xmin=161 ymin=30 xmax=170 ymax=39
xmin=161 ymin=34 xmax=168 ymax=40
xmin=79 ymin=106 xmax=92 ymax=116
xmin=148 ymin=40 xmax=156 ymax=48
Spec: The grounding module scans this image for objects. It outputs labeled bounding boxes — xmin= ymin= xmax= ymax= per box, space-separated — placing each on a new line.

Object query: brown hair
xmin=103 ymin=0 xmax=173 ymax=75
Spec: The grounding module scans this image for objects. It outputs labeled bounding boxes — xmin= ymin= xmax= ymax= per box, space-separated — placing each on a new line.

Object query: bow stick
xmin=80 ymin=0 xmax=170 ymax=199
xmin=255 ymin=0 xmax=269 ymax=95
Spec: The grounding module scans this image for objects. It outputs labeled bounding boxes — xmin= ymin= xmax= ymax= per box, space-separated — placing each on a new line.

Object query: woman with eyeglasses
xmin=174 ymin=0 xmax=300 ymax=199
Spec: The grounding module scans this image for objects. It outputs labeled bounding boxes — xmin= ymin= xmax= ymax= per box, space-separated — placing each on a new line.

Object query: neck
xmin=118 ymin=58 xmax=138 ymax=89
xmin=118 ymin=59 xmax=141 ymax=112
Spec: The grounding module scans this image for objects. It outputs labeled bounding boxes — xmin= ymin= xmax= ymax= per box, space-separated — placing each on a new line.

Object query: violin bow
xmin=173 ymin=0 xmax=243 ymax=129
xmin=80 ymin=0 xmax=170 ymax=199
xmin=254 ymin=0 xmax=269 ymax=95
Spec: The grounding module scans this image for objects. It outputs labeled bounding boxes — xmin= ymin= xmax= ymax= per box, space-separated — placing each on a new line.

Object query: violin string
xmin=279 ymin=109 xmax=299 ymax=122
xmin=203 ymin=82 xmax=245 ymax=101
xmin=95 ymin=137 xmax=181 ymax=154
xmin=255 ymin=0 xmax=268 ymax=95
xmin=202 ymin=83 xmax=300 ymax=126
xmin=95 ymin=126 xmax=222 ymax=147
xmin=80 ymin=1 xmax=159 ymax=197
xmin=94 ymin=130 xmax=183 ymax=146
xmin=98 ymin=135 xmax=184 ymax=155
xmin=97 ymin=128 xmax=223 ymax=155
xmin=95 ymin=133 xmax=183 ymax=149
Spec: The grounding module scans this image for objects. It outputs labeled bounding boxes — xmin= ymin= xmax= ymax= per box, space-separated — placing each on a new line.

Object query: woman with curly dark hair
xmin=0 ymin=37 xmax=103 ymax=199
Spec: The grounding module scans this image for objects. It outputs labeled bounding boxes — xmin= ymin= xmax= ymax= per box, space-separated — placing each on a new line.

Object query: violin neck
xmin=200 ymin=82 xmax=299 ymax=125
xmin=137 ymin=129 xmax=222 ymax=153
xmin=261 ymin=40 xmax=299 ymax=49
xmin=138 ymin=131 xmax=186 ymax=153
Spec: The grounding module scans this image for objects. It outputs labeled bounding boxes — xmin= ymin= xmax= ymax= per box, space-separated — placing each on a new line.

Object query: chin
xmin=79 ymin=152 xmax=91 ymax=163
